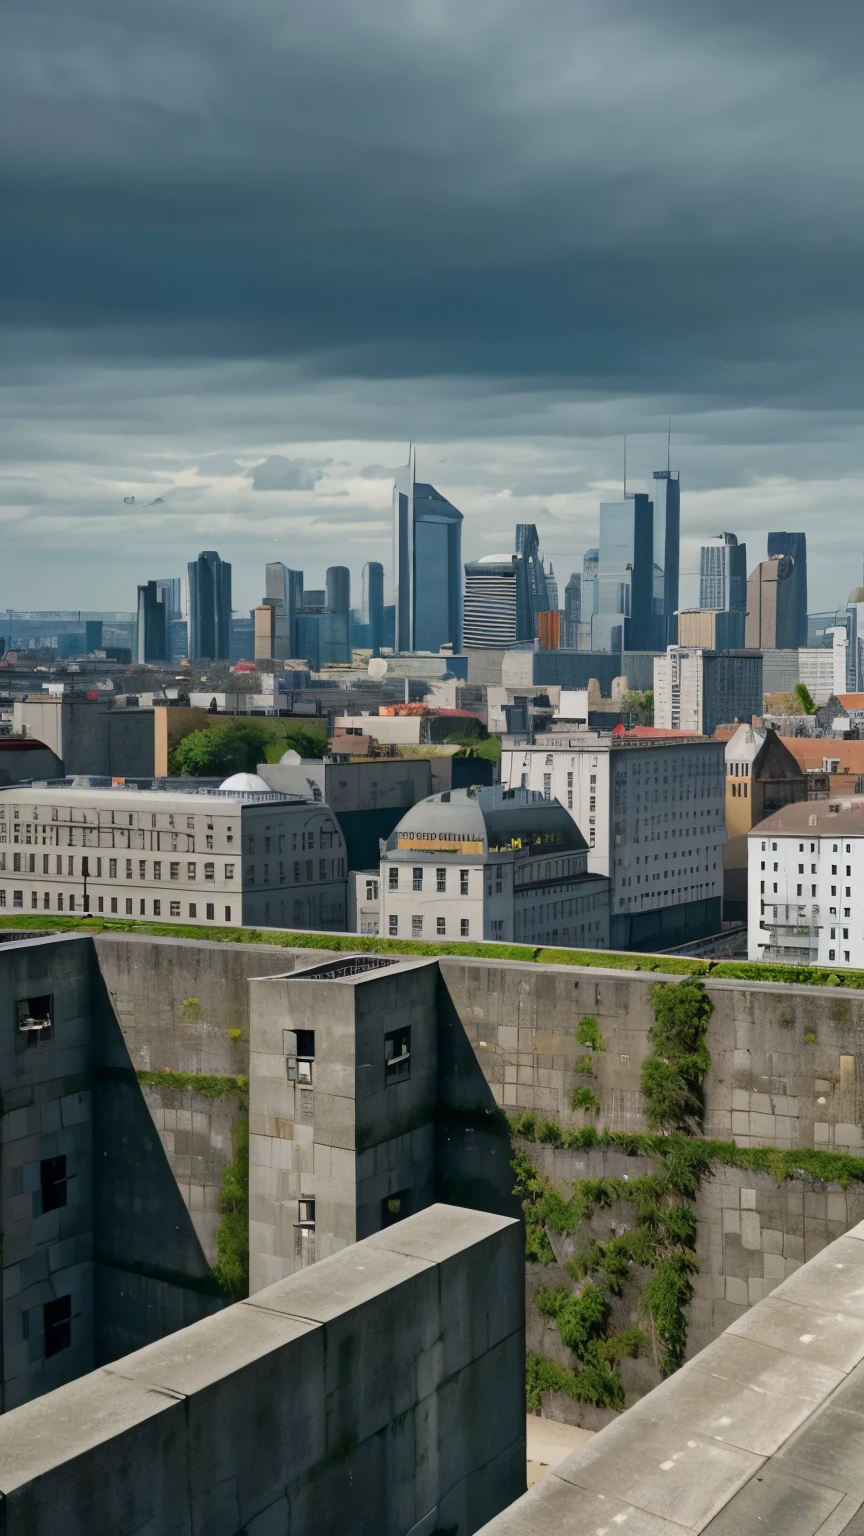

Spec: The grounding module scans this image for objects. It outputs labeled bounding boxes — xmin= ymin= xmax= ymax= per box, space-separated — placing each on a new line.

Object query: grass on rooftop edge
xmin=3 ymin=912 xmax=864 ymax=989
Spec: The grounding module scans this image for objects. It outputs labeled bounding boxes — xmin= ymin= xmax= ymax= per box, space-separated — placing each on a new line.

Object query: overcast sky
xmin=2 ymin=0 xmax=863 ymax=616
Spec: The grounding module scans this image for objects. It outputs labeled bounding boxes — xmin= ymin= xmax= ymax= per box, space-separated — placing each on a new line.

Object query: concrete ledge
xmin=479 ymin=1217 xmax=864 ymax=1535
xmin=0 ymin=1204 xmax=524 ymax=1536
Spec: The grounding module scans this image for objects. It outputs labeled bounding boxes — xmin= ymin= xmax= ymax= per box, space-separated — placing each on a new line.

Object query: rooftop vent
xmin=298 ymin=955 xmax=399 ymax=981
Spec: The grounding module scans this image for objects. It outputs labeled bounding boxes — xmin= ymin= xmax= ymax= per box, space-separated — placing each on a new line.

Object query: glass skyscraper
xmin=514 ymin=524 xmax=551 ymax=641
xmin=651 ymin=470 xmax=680 ymax=647
xmin=767 ymin=532 xmax=808 ymax=647
xmin=393 ymin=447 xmax=463 ymax=652
xmin=188 ymin=550 xmax=231 ymax=660
xmin=591 ymin=494 xmax=654 ymax=653
xmin=361 ymin=561 xmax=385 ymax=655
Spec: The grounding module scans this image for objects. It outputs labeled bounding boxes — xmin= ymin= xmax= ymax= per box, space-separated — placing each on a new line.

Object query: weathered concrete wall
xmin=247 ymin=958 xmax=440 ymax=1292
xmin=0 ymin=937 xmax=96 ymax=1412
xmin=0 ymin=1205 xmax=525 ymax=1536
xmin=518 ymin=1135 xmax=864 ymax=1428
xmin=93 ymin=933 xmax=335 ymax=1075
xmin=480 ymin=1217 xmax=864 ymax=1536
xmin=439 ymin=957 xmax=864 ymax=1152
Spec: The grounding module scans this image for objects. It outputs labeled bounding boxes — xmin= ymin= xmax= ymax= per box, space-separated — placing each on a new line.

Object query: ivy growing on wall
xmin=514 ymin=973 xmax=864 ymax=1413
xmin=213 ymin=1113 xmax=250 ymax=1300
xmin=641 ymin=980 xmax=713 ymax=1132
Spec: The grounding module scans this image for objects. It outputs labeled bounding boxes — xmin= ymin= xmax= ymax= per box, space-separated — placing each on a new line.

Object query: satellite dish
xmin=368 ymin=657 xmax=388 ymax=680
xmin=123 ymin=496 xmax=135 ymax=504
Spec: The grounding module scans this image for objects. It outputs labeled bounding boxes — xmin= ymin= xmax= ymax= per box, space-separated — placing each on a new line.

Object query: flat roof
xmin=0 ymin=785 xmax=306 ymax=810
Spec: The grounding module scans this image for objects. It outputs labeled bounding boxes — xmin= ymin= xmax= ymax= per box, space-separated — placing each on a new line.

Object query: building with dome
xmin=0 ymin=777 xmax=348 ymax=932
xmin=378 ymin=785 xmax=609 ymax=947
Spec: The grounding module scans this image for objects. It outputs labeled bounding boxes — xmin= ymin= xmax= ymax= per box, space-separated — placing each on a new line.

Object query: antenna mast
xmin=623 ymin=434 xmax=627 ymax=498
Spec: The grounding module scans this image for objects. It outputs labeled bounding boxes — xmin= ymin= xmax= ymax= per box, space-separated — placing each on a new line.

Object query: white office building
xmin=500 ymin=729 xmax=726 ymax=951
xmin=748 ymin=798 xmax=864 ymax=969
xmin=463 ymin=555 xmax=518 ymax=649
xmin=0 ymin=774 xmax=348 ymax=931
xmin=379 ymin=786 xmax=610 ymax=948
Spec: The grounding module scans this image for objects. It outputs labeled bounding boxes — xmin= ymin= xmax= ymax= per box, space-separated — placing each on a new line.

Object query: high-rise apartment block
xmin=393 ymin=447 xmax=463 ymax=653
xmin=188 ymin=551 xmax=231 ymax=660
xmin=500 ymin=729 xmax=726 ymax=950
xmin=654 ymin=646 xmax=764 ymax=737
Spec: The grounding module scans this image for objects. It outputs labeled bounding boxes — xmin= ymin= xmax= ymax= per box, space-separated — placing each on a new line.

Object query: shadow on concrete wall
xmin=435 ymin=972 xmax=520 ymax=1220
xmin=89 ymin=951 xmax=225 ymax=1366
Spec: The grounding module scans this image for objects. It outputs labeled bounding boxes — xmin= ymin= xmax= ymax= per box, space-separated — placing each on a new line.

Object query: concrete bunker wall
xmin=438 ymin=957 xmax=864 ymax=1152
xmin=0 ymin=1205 xmax=525 ymax=1536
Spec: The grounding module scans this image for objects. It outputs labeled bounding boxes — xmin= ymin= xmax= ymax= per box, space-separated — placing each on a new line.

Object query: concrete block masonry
xmin=0 ymin=1204 xmax=525 ymax=1536
xmin=477 ymin=1217 xmax=864 ymax=1535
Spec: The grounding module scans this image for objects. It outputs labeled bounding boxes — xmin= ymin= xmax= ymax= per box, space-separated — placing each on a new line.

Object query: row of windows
xmin=761 ymin=841 xmax=856 ymax=853
xmin=248 ymin=859 xmax=344 ymax=885
xmin=388 ymin=915 xmax=470 ymax=938
xmin=1 ymin=853 xmax=229 ymax=880
xmin=388 ymin=866 xmax=471 ymax=895
xmin=1 ymin=890 xmax=230 ymax=921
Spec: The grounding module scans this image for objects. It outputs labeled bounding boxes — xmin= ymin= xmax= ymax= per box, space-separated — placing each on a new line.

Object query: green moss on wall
xmin=213 ymin=1113 xmax=250 ymax=1301
xmin=136 ymin=1071 xmax=248 ymax=1102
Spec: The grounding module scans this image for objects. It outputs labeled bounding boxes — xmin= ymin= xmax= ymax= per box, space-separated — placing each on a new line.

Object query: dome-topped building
xmin=219 ymin=772 xmax=272 ymax=794
xmin=379 ymin=785 xmax=609 ymax=950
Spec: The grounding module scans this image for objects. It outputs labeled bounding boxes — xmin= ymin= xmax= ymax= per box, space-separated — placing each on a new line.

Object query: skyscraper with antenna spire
xmin=393 ymin=445 xmax=464 ymax=653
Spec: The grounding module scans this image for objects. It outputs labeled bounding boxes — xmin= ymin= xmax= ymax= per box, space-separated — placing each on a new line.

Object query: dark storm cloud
xmin=2 ymin=0 xmax=863 ymax=406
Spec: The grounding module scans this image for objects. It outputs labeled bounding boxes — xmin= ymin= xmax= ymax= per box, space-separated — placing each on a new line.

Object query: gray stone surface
xmin=480 ymin=1226 xmax=864 ymax=1535
xmin=0 ymin=1203 xmax=524 ymax=1536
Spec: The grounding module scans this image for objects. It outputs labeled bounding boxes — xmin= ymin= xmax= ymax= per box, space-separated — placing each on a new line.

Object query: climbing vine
xmin=641 ymin=980 xmax=713 ymax=1132
xmin=213 ymin=1113 xmax=250 ymax=1300
xmin=515 ymin=974 xmax=864 ymax=1413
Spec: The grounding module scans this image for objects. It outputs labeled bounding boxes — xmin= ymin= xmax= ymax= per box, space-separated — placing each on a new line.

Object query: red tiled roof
xmin=780 ymin=737 xmax=864 ymax=772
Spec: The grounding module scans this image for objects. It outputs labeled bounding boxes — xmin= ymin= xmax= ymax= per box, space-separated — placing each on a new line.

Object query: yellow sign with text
xmin=397 ymin=835 xmax=484 ymax=853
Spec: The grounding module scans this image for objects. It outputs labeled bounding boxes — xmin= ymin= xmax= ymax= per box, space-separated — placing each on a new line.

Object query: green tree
xmin=171 ymin=721 xmax=273 ymax=777
xmin=794 ymin=682 xmax=817 ymax=715
xmin=263 ymin=723 xmax=330 ymax=762
xmin=621 ymin=690 xmax=654 ymax=726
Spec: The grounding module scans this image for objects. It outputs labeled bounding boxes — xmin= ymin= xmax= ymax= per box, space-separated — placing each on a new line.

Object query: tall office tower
xmin=393 ymin=447 xmax=464 ymax=653
xmin=545 ymin=564 xmax=559 ymax=612
xmin=651 ymin=468 xmax=680 ymax=646
xmin=514 ymin=524 xmax=551 ymax=641
xmin=563 ymin=572 xmax=582 ymax=648
xmin=846 ymin=588 xmax=864 ymax=692
xmin=264 ymin=563 xmax=303 ymax=658
xmin=136 ymin=581 xmax=169 ymax=664
xmin=136 ymin=577 xmax=181 ymax=663
xmin=265 ymin=562 xmax=289 ymax=612
xmin=700 ymin=533 xmax=748 ymax=614
xmin=582 ymin=548 xmax=599 ymax=619
xmin=767 ymin=532 xmax=808 ymax=647
xmin=591 ymin=494 xmax=654 ymax=653
xmin=188 ymin=550 xmax=232 ymax=660
xmin=744 ymin=555 xmax=796 ymax=649
xmin=326 ymin=566 xmax=351 ymax=616
xmin=361 ymin=561 xmax=384 ymax=655
xmin=463 ymin=555 xmax=518 ymax=648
